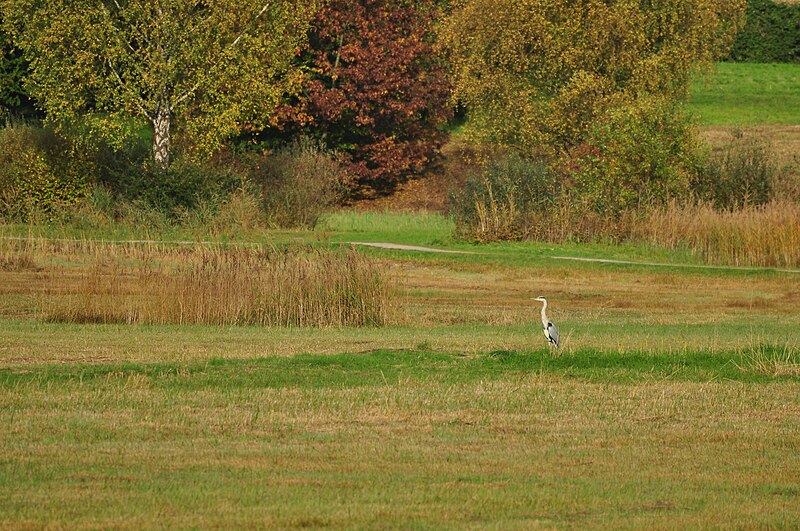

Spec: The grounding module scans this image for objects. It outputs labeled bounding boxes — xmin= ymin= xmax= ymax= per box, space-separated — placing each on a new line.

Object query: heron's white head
xmin=533 ymin=296 xmax=547 ymax=303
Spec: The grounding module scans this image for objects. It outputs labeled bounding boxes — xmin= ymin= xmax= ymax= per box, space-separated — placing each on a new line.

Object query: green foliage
xmin=0 ymin=124 xmax=89 ymax=220
xmin=728 ymin=0 xmax=800 ymax=63
xmin=568 ymin=96 xmax=700 ymax=214
xmin=0 ymin=0 xmax=319 ymax=168
xmin=439 ymin=0 xmax=746 ymax=223
xmin=0 ymin=24 xmax=28 ymax=114
xmin=112 ymin=160 xmax=239 ymax=216
xmin=693 ymin=133 xmax=774 ymax=208
xmin=253 ymin=138 xmax=350 ymax=228
xmin=439 ymin=0 xmax=745 ymax=153
xmin=448 ymin=152 xmax=556 ymax=241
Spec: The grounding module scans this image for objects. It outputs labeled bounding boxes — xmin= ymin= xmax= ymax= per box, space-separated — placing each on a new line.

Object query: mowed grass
xmin=2 ymin=219 xmax=800 ymax=527
xmin=2 ymin=349 xmax=799 ymax=528
xmin=689 ymin=62 xmax=800 ymax=125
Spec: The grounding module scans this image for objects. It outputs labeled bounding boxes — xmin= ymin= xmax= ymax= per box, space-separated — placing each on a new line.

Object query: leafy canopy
xmin=439 ymin=0 xmax=746 ymax=155
xmin=0 ymin=25 xmax=28 ymax=113
xmin=279 ymin=0 xmax=451 ymax=193
xmin=1 ymin=0 xmax=318 ymax=163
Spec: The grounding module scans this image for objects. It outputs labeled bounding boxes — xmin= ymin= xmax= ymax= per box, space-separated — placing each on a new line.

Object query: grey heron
xmin=533 ymin=296 xmax=560 ymax=348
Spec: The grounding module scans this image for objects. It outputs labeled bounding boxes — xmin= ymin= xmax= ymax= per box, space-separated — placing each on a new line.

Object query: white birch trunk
xmin=153 ymin=106 xmax=171 ymax=171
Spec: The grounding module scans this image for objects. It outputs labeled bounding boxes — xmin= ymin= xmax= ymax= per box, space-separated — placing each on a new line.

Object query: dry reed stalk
xmin=638 ymin=200 xmax=800 ymax=267
xmin=471 ymin=179 xmax=521 ymax=241
xmin=44 ymin=245 xmax=396 ymax=327
xmin=0 ymin=235 xmax=38 ymax=271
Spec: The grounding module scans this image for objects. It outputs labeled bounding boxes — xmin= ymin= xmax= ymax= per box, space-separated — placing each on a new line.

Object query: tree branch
xmin=232 ymin=3 xmax=271 ymax=47
xmin=174 ymin=3 xmax=271 ymax=106
xmin=107 ymin=59 xmax=153 ymax=121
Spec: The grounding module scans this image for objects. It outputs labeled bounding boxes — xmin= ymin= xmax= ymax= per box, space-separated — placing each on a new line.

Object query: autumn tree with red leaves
xmin=280 ymin=0 xmax=452 ymax=195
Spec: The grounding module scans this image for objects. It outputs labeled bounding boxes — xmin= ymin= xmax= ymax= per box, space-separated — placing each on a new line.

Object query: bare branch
xmin=98 ymin=1 xmax=136 ymax=53
xmin=174 ymin=81 xmax=201 ymax=107
xmin=232 ymin=3 xmax=270 ymax=47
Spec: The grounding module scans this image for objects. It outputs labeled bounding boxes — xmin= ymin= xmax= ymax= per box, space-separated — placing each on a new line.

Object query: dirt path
xmin=551 ymin=255 xmax=800 ymax=274
xmin=347 ymin=241 xmax=475 ymax=254
xmin=350 ymin=240 xmax=800 ymax=273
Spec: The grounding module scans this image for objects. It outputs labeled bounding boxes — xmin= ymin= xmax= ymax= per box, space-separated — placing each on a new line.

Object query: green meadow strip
xmin=2 ymin=347 xmax=797 ymax=389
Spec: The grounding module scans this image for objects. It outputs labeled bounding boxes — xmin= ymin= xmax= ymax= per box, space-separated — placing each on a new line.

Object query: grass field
xmin=2 ymin=212 xmax=800 ymax=528
xmin=1 ymin=61 xmax=799 ymax=529
xmin=689 ymin=62 xmax=800 ymax=125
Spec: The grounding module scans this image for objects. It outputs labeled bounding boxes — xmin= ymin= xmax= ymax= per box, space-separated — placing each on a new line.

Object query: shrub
xmin=692 ymin=133 xmax=774 ymax=209
xmin=252 ymin=138 xmax=350 ymax=229
xmin=564 ymin=96 xmax=700 ymax=216
xmin=448 ymin=152 xmax=556 ymax=242
xmin=104 ymin=158 xmax=239 ymax=217
xmin=0 ymin=124 xmax=89 ymax=220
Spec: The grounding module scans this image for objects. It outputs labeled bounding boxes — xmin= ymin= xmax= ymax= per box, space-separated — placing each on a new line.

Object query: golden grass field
xmin=1 ymin=227 xmax=799 ymax=527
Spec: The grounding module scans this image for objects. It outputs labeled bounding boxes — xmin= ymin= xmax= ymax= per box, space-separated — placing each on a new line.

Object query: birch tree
xmin=1 ymin=1 xmax=318 ymax=170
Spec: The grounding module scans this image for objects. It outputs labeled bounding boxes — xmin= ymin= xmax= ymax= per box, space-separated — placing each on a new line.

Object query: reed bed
xmin=636 ymin=200 xmax=800 ymax=268
xmin=39 ymin=243 xmax=395 ymax=327
xmin=458 ymin=189 xmax=800 ymax=267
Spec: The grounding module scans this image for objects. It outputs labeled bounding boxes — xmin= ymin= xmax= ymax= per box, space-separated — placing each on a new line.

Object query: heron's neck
xmin=540 ymin=301 xmax=548 ymax=324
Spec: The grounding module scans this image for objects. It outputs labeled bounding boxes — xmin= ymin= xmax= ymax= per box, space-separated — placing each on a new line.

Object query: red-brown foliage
xmin=279 ymin=0 xmax=452 ymax=195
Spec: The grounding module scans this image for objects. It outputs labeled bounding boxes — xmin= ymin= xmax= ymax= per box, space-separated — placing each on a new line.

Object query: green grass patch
xmin=319 ymin=209 xmax=456 ymax=246
xmin=689 ymin=62 xmax=800 ymax=125
xmin=3 ymin=346 xmax=797 ymax=390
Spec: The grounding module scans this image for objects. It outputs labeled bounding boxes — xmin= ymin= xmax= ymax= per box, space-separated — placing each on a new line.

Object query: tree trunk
xmin=153 ymin=106 xmax=171 ymax=171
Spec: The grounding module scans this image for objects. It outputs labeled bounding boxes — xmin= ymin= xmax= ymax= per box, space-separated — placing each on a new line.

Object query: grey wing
xmin=547 ymin=322 xmax=560 ymax=347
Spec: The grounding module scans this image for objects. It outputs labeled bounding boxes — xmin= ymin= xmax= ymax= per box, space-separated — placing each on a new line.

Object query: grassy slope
xmin=689 ymin=62 xmax=800 ymax=125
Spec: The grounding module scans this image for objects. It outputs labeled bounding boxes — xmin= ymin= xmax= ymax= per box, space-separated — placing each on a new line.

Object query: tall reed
xmin=44 ymin=245 xmax=395 ymax=327
xmin=636 ymin=200 xmax=800 ymax=268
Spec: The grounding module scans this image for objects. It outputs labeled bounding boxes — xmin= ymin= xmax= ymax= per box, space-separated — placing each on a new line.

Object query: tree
xmin=278 ymin=0 xmax=451 ymax=193
xmin=438 ymin=0 xmax=745 ymax=214
xmin=728 ymin=0 xmax=800 ymax=63
xmin=0 ymin=24 xmax=28 ymax=115
xmin=438 ymin=0 xmax=745 ymax=155
xmin=1 ymin=1 xmax=318 ymax=170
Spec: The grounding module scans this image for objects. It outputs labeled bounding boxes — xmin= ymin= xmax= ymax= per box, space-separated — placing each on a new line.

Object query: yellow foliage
xmin=1 ymin=0 xmax=320 ymax=164
xmin=438 ymin=0 xmax=746 ymax=153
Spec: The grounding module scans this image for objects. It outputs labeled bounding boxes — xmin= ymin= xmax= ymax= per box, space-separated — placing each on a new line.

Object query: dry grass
xmin=637 ymin=200 xmax=800 ymax=268
xmin=25 ymin=241 xmax=396 ymax=327
xmin=737 ymin=344 xmax=800 ymax=377
xmin=1 ymin=226 xmax=799 ymax=527
xmin=2 ymin=367 xmax=799 ymax=528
